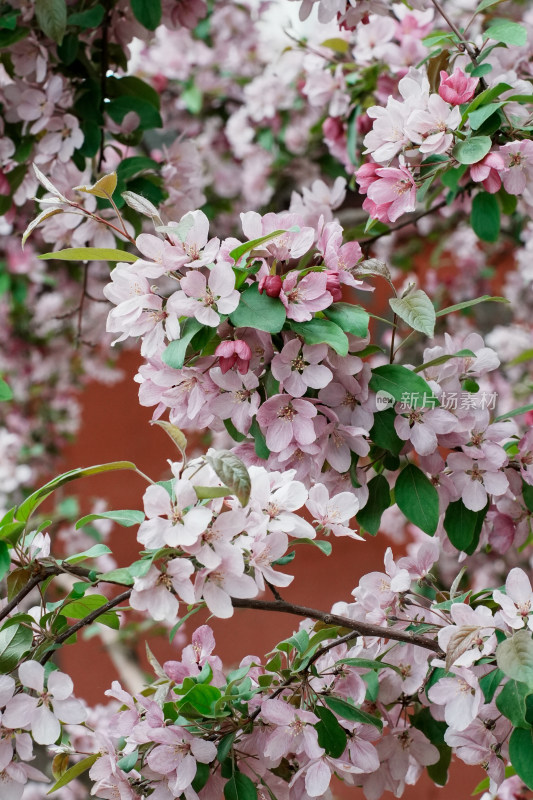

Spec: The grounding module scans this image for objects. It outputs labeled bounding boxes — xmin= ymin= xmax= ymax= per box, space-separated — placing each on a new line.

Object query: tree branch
xmin=39 ymin=589 xmax=132 ymax=665
xmin=231 ymin=598 xmax=443 ymax=655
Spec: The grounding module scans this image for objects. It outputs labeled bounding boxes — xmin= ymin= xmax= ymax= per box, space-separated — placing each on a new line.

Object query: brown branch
xmin=39 ymin=589 xmax=132 ymax=665
xmin=231 ymin=598 xmax=443 ymax=655
xmin=361 ymin=197 xmax=451 ymax=248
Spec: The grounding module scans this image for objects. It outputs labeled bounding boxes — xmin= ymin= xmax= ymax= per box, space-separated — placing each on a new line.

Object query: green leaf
xmin=75 ymin=509 xmax=144 ymax=529
xmin=322 ymin=696 xmax=383 ymax=730
xmin=178 ymin=684 xmax=222 ymax=717
xmin=289 ymin=318 xmax=348 ymax=356
xmin=229 ymin=284 xmax=286 ymax=334
xmin=369 ymin=365 xmax=438 ymax=408
xmin=229 ymin=229 xmax=290 ymax=264
xmin=0 ymin=378 xmax=13 ymax=401
xmin=131 ymin=0 xmax=162 ymax=30
xmin=509 ymin=728 xmax=533 ymax=790
xmin=322 ymin=303 xmax=370 ymax=338
xmin=162 ymin=318 xmax=203 ymax=369
xmin=356 ymin=475 xmax=391 ymax=536
xmin=0 ymin=541 xmax=10 ymax=581
xmin=224 ymin=770 xmax=258 ymax=800
xmin=470 ymin=63 xmax=493 ymax=77
xmin=479 ymin=668 xmax=505 ymax=703
xmin=249 ymin=418 xmax=270 ymax=460
xmin=217 ymin=732 xmax=236 ymax=763
xmin=315 ymin=705 xmax=348 ymax=757
xmin=452 ymin=136 xmax=492 ymax=165
xmin=389 ymin=289 xmax=436 ymax=337
xmin=106 ymin=96 xmax=162 ymax=130
xmin=395 ymin=464 xmax=439 ymax=536
xmin=15 ymin=461 xmax=137 ymax=523
xmin=194 ymin=486 xmax=232 ymax=500
xmin=321 ymin=37 xmax=349 ymax=53
xmin=471 ymin=192 xmax=500 ymax=243
xmin=484 ymin=19 xmax=527 ymax=46
xmin=38 ymin=248 xmax=137 ymax=263
xmin=475 ymin=0 xmax=506 ymax=12
xmin=522 ymin=480 xmax=533 ymax=514
xmin=64 ymin=544 xmax=112 ymax=564
xmin=443 ymin=499 xmax=487 ymax=554
xmin=369 ymin=410 xmax=404 ymax=456
xmin=47 ymin=754 xmax=98 ymax=794
xmin=468 ymin=102 xmax=505 ymax=130
xmin=35 ymin=0 xmax=66 ymax=43
xmin=205 ymin=451 xmax=251 ymax=507
xmin=497 ymin=631 xmax=533 ymax=687
xmin=494 ymin=403 xmax=533 ymax=422
xmin=0 ymin=622 xmax=33 ymax=671
xmin=68 ymin=5 xmax=105 ymax=28
xmin=117 ymin=750 xmax=138 ymax=772
xmin=117 ymin=156 xmax=159 ymax=182
xmin=183 ymin=83 xmax=203 ymax=114
xmin=436 ymin=295 xmax=509 ymax=317
xmin=62 ymin=594 xmax=119 ymax=629
xmin=496 ymin=680 xmax=531 ymax=728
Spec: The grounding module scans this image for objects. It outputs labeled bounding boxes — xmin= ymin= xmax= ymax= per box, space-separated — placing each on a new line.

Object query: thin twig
xmin=231 ymin=598 xmax=443 ymax=654
xmin=39 ymin=589 xmax=132 ymax=665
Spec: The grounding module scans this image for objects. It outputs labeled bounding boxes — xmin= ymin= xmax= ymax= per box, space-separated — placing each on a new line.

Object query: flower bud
xmin=325 ymin=271 xmax=342 ymax=302
xmin=215 ymin=340 xmax=252 ymax=375
xmin=438 ymin=68 xmax=478 ymax=106
xmin=258 ymin=275 xmax=282 ymax=298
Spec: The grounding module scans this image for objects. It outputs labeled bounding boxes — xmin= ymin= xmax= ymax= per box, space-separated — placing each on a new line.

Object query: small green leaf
xmin=0 ymin=379 xmax=13 ymax=401
xmin=68 ymin=5 xmax=105 ymax=28
xmin=130 ymin=0 xmax=162 ymax=30
xmin=436 ymin=295 xmax=509 ymax=317
xmin=322 ymin=302 xmax=370 ymax=338
xmin=497 ymin=631 xmax=533 ymax=687
xmin=494 ymin=403 xmax=533 ymax=423
xmin=205 ymin=451 xmax=251 ymax=507
xmin=496 ymin=679 xmax=531 ymax=728
xmin=453 ymin=136 xmax=492 ymax=165
xmin=194 ymin=486 xmax=232 ymax=500
xmin=356 ymin=475 xmax=391 ymax=536
xmin=217 ymin=732 xmax=236 ymax=763
xmin=509 ymin=728 xmax=533 ymax=789
xmin=62 ymin=594 xmax=119 ymax=629
xmin=484 ymin=19 xmax=527 ymax=46
xmin=369 ymin=365 xmax=438 ymax=408
xmin=162 ymin=318 xmax=203 ymax=369
xmin=468 ymin=102 xmax=505 ymax=130
xmin=229 ymin=229 xmax=290 ymax=264
xmin=65 ymin=544 xmax=112 ymax=564
xmin=522 ymin=480 xmax=533 ymax=514
xmin=229 ymin=284 xmax=286 ymax=334
xmin=178 ymin=684 xmax=222 ymax=717
xmin=389 ymin=289 xmax=436 ymax=337
xmin=249 ymin=418 xmax=270 ymax=460
xmin=315 ymin=705 xmax=348 ymax=757
xmin=0 ymin=622 xmax=33 ymax=671
xmin=106 ymin=96 xmax=162 ymax=130
xmin=289 ymin=318 xmax=348 ymax=356
xmin=38 ymin=248 xmax=137 ymax=263
xmin=35 ymin=0 xmax=66 ymax=43
xmin=0 ymin=541 xmax=10 ymax=581
xmin=75 ymin=509 xmax=144 ymax=529
xmin=117 ymin=750 xmax=138 ymax=773
xmin=224 ymin=770 xmax=258 ymax=800
xmin=471 ymin=192 xmax=500 ymax=242
xmin=322 ymin=696 xmax=383 ymax=730
xmin=47 ymin=754 xmax=99 ymax=794
xmin=443 ymin=499 xmax=487 ymax=554
xmin=395 ymin=464 xmax=439 ymax=536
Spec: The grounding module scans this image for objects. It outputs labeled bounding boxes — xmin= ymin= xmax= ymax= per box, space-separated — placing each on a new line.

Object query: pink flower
xmin=394 ymin=406 xmax=457 ymax=456
xmin=493 ymin=567 xmax=533 ymax=630
xmin=240 ymin=211 xmax=315 ymax=261
xmin=470 ymin=152 xmax=504 ymax=194
xmin=214 ymin=340 xmax=252 ymax=375
xmin=260 ymin=699 xmax=324 ymax=761
xmin=405 ymin=94 xmax=461 ymax=155
xmin=306 ymin=483 xmax=361 ymax=538
xmin=209 ymin=367 xmax=260 ymax=434
xmin=428 ymin=668 xmax=483 ymax=731
xmin=366 ymin=166 xmax=416 ymax=223
xmin=137 ymin=482 xmax=212 ymax=549
xmin=130 ymin=560 xmax=195 ymax=622
xmin=271 ymin=340 xmax=332 ymax=398
xmin=147 ymin=726 xmax=217 ymax=793
xmin=279 ymin=271 xmax=333 ymax=322
xmin=167 ymin=262 xmax=239 ymax=327
xmin=447 ymin=451 xmax=508 ymax=512
xmin=3 ymin=663 xmax=85 ymax=745
xmin=499 ymin=140 xmax=533 ymax=195
xmin=438 ymin=68 xmax=478 ymax=105
xmin=256 ymin=394 xmax=317 ymax=452
xmin=194 ymin=549 xmax=258 ymax=618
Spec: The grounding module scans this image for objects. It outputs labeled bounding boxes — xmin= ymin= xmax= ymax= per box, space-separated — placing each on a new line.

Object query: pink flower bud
xmin=325 ymin=271 xmax=342 ymax=302
xmin=322 ymin=117 xmax=344 ymax=142
xmin=438 ymin=68 xmax=478 ymax=106
xmin=215 ymin=340 xmax=252 ymax=375
xmin=258 ymin=275 xmax=282 ymax=298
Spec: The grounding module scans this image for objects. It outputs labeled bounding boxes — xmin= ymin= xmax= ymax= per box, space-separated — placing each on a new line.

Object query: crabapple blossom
xmin=438 ymin=68 xmax=478 ymax=105
xmin=493 ymin=567 xmax=533 ymax=630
